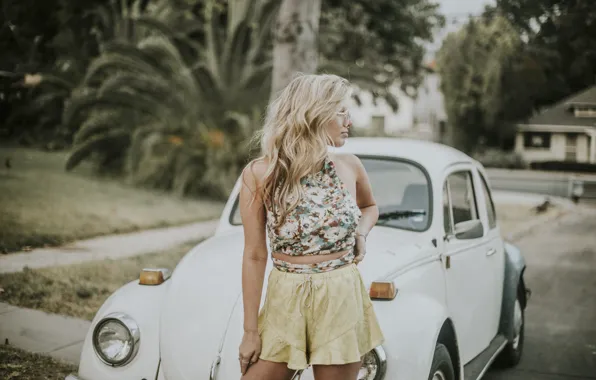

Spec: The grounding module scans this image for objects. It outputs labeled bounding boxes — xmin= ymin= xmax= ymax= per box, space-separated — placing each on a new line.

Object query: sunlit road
xmin=485 ymin=208 xmax=596 ymax=380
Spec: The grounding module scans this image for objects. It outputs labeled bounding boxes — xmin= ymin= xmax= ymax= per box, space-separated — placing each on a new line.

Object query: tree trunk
xmin=269 ymin=0 xmax=322 ymax=102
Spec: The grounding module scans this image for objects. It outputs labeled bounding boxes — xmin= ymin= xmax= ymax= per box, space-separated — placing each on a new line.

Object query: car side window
xmin=479 ymin=173 xmax=497 ymax=229
xmin=446 ymin=171 xmax=479 ymax=227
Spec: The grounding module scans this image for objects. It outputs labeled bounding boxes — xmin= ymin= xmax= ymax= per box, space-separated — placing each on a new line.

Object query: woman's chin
xmin=336 ymin=136 xmax=348 ymax=146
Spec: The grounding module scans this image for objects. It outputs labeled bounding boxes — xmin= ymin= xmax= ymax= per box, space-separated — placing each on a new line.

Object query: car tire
xmin=428 ymin=344 xmax=455 ymax=380
xmin=496 ymin=286 xmax=525 ymax=368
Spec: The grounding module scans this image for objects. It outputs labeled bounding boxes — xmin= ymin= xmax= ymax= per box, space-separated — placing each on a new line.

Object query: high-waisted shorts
xmin=257 ymin=263 xmax=385 ymax=370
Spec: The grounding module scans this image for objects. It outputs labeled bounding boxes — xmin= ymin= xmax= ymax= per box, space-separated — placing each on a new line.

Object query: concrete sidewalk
xmin=0 ymin=219 xmax=219 ymax=274
xmin=0 ymin=302 xmax=90 ymax=364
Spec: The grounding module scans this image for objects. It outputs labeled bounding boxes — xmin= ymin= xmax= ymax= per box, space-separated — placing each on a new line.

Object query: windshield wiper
xmin=377 ymin=209 xmax=427 ymax=222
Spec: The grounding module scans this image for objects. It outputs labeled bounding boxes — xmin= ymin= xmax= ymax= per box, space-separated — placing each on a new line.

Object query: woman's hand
xmin=354 ymin=234 xmax=367 ymax=265
xmin=238 ymin=330 xmax=261 ymax=375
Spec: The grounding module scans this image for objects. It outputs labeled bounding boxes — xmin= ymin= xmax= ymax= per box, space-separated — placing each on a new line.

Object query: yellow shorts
xmin=257 ymin=263 xmax=385 ymax=370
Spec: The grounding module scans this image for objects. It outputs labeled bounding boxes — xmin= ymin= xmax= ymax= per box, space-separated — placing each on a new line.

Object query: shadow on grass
xmin=0 ymin=240 xmax=200 ymax=320
xmin=0 ymin=147 xmax=225 ymax=254
xmin=0 ymin=343 xmax=76 ymax=380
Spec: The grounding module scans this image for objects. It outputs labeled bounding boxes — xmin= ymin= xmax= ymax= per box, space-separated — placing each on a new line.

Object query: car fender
xmin=498 ymin=241 xmax=527 ymax=341
xmin=375 ymin=292 xmax=458 ymax=380
xmin=76 ymin=279 xmax=170 ymax=380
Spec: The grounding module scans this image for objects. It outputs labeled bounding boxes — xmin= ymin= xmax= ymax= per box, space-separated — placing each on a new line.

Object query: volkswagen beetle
xmin=65 ymin=137 xmax=529 ymax=380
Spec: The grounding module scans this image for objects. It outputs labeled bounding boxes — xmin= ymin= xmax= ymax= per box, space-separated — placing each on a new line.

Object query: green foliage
xmin=488 ymin=0 xmax=596 ymax=108
xmin=319 ymin=0 xmax=445 ymax=109
xmin=64 ymin=0 xmax=278 ymax=199
xmin=437 ymin=15 xmax=523 ymax=153
xmin=4 ymin=0 xmax=449 ymax=198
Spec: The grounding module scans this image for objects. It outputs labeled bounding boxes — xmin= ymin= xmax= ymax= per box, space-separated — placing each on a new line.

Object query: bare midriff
xmin=271 ymin=249 xmax=351 ymax=265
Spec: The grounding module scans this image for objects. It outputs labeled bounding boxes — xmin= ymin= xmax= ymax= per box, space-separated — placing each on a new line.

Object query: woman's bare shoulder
xmin=331 ymin=153 xmax=364 ymax=173
xmin=242 ymin=158 xmax=270 ymax=187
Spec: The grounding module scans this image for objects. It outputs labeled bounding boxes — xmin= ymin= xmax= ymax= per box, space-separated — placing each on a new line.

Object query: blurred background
xmin=1 ymin=1 xmax=596 ymax=378
xmin=1 ymin=0 xmax=595 ymax=201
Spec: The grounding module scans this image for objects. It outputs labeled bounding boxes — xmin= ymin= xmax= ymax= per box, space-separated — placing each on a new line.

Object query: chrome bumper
xmin=65 ymin=375 xmax=83 ymax=380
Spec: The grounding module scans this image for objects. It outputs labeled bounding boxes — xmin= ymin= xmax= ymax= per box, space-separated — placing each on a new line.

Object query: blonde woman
xmin=238 ymin=74 xmax=384 ymax=380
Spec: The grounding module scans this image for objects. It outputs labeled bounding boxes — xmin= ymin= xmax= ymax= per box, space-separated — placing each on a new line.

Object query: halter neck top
xmin=266 ymin=156 xmax=362 ymax=256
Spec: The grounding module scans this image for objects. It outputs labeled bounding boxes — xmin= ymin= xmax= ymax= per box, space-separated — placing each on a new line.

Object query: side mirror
xmin=454 ymin=219 xmax=483 ymax=240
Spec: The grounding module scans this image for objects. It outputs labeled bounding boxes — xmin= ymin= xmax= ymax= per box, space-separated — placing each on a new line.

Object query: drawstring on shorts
xmin=294 ymin=274 xmax=322 ymax=317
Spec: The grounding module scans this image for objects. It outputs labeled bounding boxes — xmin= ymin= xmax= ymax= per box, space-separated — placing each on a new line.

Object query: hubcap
xmin=512 ymin=299 xmax=523 ymax=350
xmin=432 ymin=370 xmax=447 ymax=380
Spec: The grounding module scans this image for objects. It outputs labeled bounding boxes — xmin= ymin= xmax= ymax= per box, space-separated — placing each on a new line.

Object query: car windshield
xmin=230 ymin=157 xmax=431 ymax=231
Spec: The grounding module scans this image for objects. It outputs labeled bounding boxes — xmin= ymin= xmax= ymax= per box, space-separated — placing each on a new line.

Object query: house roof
xmin=565 ymin=85 xmax=596 ymax=107
xmin=520 ymin=85 xmax=596 ymax=127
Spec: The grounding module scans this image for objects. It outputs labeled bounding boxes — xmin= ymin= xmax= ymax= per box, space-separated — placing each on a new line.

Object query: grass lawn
xmin=0 ymin=240 xmax=197 ymax=321
xmin=0 ymin=146 xmax=226 ymax=253
xmin=0 ymin=344 xmax=76 ymax=380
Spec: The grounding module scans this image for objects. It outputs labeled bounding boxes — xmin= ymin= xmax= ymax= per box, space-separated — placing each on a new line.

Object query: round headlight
xmin=92 ymin=312 xmax=140 ymax=366
xmin=358 ymin=346 xmax=387 ymax=380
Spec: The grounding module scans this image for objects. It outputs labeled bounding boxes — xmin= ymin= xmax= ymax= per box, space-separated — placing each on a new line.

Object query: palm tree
xmin=64 ymin=0 xmax=280 ymax=198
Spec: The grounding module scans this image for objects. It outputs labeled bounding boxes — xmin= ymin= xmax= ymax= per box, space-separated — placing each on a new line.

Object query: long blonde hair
xmin=255 ymin=73 xmax=351 ymax=228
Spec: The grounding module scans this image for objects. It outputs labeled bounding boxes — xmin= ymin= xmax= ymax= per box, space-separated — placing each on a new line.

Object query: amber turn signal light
xmin=369 ymin=281 xmax=397 ymax=300
xmin=139 ymin=268 xmax=171 ymax=285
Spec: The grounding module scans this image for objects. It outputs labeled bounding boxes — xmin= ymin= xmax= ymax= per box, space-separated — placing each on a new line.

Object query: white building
xmin=348 ymin=62 xmax=447 ymax=143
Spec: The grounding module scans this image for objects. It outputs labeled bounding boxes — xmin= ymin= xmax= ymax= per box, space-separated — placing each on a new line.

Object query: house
xmin=347 ymin=61 xmax=447 ymax=143
xmin=409 ymin=62 xmax=447 ymax=143
xmin=347 ymin=83 xmax=415 ymax=135
xmin=515 ymin=85 xmax=596 ymax=164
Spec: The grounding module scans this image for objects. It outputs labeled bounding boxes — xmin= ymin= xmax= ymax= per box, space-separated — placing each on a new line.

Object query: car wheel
xmin=496 ymin=286 xmax=525 ymax=368
xmin=428 ymin=344 xmax=455 ymax=380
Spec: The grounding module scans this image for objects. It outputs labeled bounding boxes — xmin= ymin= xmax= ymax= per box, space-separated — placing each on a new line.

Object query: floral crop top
xmin=266 ymin=156 xmax=362 ymax=257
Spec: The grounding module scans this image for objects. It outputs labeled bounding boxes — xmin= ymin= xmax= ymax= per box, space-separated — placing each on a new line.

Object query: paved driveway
xmin=486 ymin=208 xmax=596 ymax=379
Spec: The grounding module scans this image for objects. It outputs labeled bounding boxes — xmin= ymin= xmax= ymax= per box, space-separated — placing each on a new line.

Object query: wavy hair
xmin=254 ymin=73 xmax=351 ymax=228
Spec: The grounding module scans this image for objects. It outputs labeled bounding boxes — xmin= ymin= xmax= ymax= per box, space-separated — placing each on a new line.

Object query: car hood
xmin=159 ymin=227 xmax=433 ymax=379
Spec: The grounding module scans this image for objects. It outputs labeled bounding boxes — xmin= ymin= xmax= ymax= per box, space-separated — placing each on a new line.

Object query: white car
xmin=66 ymin=137 xmax=529 ymax=380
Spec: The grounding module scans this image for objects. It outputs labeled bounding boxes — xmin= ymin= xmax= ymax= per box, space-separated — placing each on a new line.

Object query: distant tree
xmin=488 ymin=0 xmax=596 ymax=107
xmin=319 ymin=0 xmax=445 ymax=108
xmin=437 ymin=15 xmax=523 ymax=153
xmin=269 ymin=0 xmax=322 ymax=99
xmin=268 ymin=0 xmax=445 ymax=106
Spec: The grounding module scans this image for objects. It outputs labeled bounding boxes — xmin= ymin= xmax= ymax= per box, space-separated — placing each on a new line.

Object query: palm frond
xmin=64 ymin=90 xmax=167 ymax=130
xmin=247 ymin=0 xmax=280 ymax=65
xmin=66 ymin=129 xmax=130 ymax=171
xmin=39 ymin=73 xmax=77 ymax=91
xmin=133 ymin=15 xmax=184 ymax=39
xmin=83 ymin=49 xmax=173 ymax=87
xmin=74 ymin=110 xmax=128 ymax=144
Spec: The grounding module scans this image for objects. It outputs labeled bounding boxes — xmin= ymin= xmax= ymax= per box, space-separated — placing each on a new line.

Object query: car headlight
xmin=358 ymin=346 xmax=387 ymax=380
xmin=92 ymin=312 xmax=140 ymax=366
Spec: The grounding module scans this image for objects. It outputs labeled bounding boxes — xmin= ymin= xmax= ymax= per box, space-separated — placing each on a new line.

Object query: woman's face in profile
xmin=325 ymin=105 xmax=352 ymax=147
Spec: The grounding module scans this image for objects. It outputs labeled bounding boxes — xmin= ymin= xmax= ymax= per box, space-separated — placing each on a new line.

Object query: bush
xmin=530 ymin=161 xmax=596 ymax=173
xmin=473 ymin=148 xmax=527 ymax=169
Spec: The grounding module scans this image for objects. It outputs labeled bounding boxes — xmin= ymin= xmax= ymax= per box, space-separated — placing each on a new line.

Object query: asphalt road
xmin=485 ymin=207 xmax=596 ymax=380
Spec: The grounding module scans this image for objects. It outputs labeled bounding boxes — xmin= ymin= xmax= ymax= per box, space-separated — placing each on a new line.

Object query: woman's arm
xmin=350 ymin=155 xmax=379 ymax=237
xmin=238 ymin=160 xmax=269 ymax=374
xmin=344 ymin=154 xmax=378 ymax=264
xmin=239 ymin=161 xmax=269 ymax=334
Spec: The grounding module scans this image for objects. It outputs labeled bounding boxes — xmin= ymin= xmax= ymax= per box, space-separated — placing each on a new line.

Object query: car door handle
xmin=486 ymin=248 xmax=497 ymax=256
